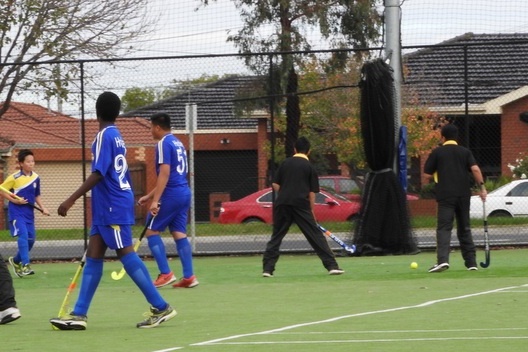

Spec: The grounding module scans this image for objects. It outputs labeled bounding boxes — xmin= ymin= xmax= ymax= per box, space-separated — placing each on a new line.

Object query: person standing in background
xmin=424 ymin=124 xmax=487 ymax=273
xmin=0 ymin=149 xmax=50 ymax=277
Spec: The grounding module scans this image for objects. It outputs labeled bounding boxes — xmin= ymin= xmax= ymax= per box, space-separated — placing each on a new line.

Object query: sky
xmin=9 ymin=0 xmax=528 ymax=117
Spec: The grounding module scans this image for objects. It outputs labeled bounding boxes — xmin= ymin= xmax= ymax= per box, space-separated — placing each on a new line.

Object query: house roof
xmin=121 ymin=75 xmax=266 ymax=130
xmin=0 ymin=102 xmax=152 ymax=153
xmin=403 ymin=33 xmax=528 ymax=109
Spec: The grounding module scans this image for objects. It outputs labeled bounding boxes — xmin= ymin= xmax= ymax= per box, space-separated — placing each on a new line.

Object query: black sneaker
xmin=136 ymin=305 xmax=177 ymax=328
xmin=49 ymin=314 xmax=87 ymax=330
xmin=428 ymin=263 xmax=449 ymax=273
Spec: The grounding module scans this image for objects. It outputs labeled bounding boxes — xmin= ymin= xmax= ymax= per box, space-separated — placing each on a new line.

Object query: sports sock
xmin=176 ymin=237 xmax=194 ymax=278
xmin=17 ymin=233 xmax=29 ymax=265
xmin=121 ymin=252 xmax=167 ymax=311
xmin=147 ymin=235 xmax=171 ymax=274
xmin=73 ymin=257 xmax=103 ymax=316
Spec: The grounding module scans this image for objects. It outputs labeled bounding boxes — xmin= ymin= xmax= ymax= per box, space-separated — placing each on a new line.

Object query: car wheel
xmin=488 ymin=210 xmax=512 ymax=217
xmin=242 ymin=217 xmax=264 ymax=224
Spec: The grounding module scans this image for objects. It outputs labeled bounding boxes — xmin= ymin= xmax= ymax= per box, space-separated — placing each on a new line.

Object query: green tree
xmin=121 ymin=88 xmax=157 ymax=113
xmin=0 ymin=0 xmax=155 ymax=118
xmin=200 ymin=0 xmax=382 ymax=156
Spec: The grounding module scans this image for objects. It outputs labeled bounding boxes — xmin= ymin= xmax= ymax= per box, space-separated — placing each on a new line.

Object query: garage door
xmin=35 ymin=161 xmax=90 ymax=229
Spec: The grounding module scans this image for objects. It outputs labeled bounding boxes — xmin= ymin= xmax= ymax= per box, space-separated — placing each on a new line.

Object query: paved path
xmin=1 ymin=226 xmax=525 ymax=260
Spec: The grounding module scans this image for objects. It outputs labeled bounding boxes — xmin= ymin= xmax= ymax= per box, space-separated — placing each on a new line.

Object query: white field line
xmin=187 ymin=283 xmax=528 ymax=348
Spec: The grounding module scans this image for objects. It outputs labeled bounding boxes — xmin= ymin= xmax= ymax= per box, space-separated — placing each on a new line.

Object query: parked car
xmin=318 ymin=175 xmax=419 ymax=201
xmin=470 ymin=179 xmax=528 ymax=218
xmin=218 ymin=187 xmax=360 ymax=224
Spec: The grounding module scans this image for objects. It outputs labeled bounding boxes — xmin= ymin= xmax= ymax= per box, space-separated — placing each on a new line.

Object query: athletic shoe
xmin=0 ymin=307 xmax=21 ymax=325
xmin=467 ymin=266 xmax=478 ymax=271
xmin=262 ymin=272 xmax=273 ymax=278
xmin=428 ymin=262 xmax=450 ymax=273
xmin=49 ymin=314 xmax=88 ymax=330
xmin=136 ymin=305 xmax=177 ymax=329
xmin=21 ymin=264 xmax=34 ymax=276
xmin=328 ymin=268 xmax=345 ymax=275
xmin=8 ymin=257 xmax=22 ymax=278
xmin=153 ymin=272 xmax=177 ymax=288
xmin=172 ymin=275 xmax=199 ymax=288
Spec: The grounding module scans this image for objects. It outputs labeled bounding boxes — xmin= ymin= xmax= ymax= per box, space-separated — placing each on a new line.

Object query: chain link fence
xmin=2 ymin=38 xmax=528 ymax=260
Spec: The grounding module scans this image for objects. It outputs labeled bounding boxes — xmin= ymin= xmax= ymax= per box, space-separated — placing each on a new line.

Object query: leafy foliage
xmin=507 ymin=152 xmax=528 ymax=179
xmin=0 ymin=0 xmax=154 ymax=118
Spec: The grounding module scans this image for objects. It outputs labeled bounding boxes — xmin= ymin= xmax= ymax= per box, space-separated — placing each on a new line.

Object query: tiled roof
xmin=0 ymin=102 xmax=152 ymax=152
xmin=403 ymin=33 xmax=528 ymax=107
xmin=121 ymin=75 xmax=265 ymax=130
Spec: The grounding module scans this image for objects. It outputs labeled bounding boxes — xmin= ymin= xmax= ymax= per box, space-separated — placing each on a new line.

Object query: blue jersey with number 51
xmin=155 ymin=133 xmax=189 ymax=198
xmin=91 ymin=125 xmax=135 ymax=225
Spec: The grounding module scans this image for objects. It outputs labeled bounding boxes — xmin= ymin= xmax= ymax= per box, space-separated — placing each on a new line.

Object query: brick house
xmin=403 ymin=33 xmax=528 ymax=187
xmin=0 ymin=102 xmax=156 ymax=229
xmin=1 ymin=76 xmax=270 ymax=227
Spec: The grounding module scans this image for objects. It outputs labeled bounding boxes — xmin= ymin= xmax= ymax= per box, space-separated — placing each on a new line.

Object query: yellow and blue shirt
xmin=1 ymin=171 xmax=41 ymax=221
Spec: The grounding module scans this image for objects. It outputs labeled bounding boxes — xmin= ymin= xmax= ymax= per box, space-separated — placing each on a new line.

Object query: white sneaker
xmin=0 ymin=307 xmax=21 ymax=324
xmin=328 ymin=268 xmax=345 ymax=275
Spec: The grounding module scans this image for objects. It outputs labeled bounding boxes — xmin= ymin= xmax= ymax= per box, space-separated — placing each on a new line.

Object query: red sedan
xmin=218 ymin=188 xmax=360 ymax=224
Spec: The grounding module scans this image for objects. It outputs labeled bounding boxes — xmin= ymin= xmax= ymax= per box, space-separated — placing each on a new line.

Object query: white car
xmin=470 ymin=180 xmax=528 ymax=218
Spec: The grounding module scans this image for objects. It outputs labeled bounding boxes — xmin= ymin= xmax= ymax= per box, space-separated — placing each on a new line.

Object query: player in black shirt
xmin=262 ymin=137 xmax=344 ymax=277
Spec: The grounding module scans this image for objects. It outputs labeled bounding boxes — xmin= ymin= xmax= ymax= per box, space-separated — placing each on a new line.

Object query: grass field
xmin=3 ymin=249 xmax=528 ymax=352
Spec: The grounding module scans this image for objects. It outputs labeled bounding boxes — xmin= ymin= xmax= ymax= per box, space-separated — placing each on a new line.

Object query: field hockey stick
xmin=52 ymin=251 xmax=86 ymax=330
xmin=110 ymin=215 xmax=154 ymax=280
xmin=317 ymin=224 xmax=356 ymax=254
xmin=480 ymin=201 xmax=491 ymax=268
xmin=0 ymin=185 xmax=48 ymax=215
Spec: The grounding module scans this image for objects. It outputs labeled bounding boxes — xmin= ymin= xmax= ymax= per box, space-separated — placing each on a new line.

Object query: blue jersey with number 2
xmin=91 ymin=125 xmax=135 ymax=225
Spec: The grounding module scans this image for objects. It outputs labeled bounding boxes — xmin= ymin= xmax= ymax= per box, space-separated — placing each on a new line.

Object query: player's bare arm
xmin=150 ymin=163 xmax=170 ymax=216
xmin=58 ymin=171 xmax=103 ymax=217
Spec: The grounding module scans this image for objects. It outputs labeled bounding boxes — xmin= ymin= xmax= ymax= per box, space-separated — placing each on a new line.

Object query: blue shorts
xmin=149 ymin=193 xmax=191 ymax=234
xmin=9 ymin=219 xmax=35 ymax=241
xmin=90 ymin=224 xmax=133 ymax=250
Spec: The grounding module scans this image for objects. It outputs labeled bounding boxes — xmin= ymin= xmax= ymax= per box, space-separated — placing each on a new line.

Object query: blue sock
xmin=73 ymin=257 xmax=103 ymax=316
xmin=28 ymin=238 xmax=35 ymax=252
xmin=147 ymin=235 xmax=171 ymax=274
xmin=17 ymin=234 xmax=29 ymax=265
xmin=121 ymin=252 xmax=167 ymax=311
xmin=176 ymin=238 xmax=194 ymax=278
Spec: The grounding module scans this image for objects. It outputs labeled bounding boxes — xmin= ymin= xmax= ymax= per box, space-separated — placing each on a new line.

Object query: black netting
xmin=353 ymin=59 xmax=418 ymax=255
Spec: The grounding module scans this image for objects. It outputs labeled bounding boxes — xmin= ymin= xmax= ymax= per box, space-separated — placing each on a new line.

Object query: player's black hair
xmin=294 ymin=136 xmax=311 ymax=154
xmin=441 ymin=124 xmax=458 ymax=140
xmin=150 ymin=112 xmax=171 ymax=130
xmin=17 ymin=149 xmax=34 ymax=163
xmin=96 ymin=92 xmax=121 ymax=122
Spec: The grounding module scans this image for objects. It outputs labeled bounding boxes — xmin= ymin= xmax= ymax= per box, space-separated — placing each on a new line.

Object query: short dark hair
xmin=96 ymin=92 xmax=121 ymax=122
xmin=150 ymin=112 xmax=171 ymax=130
xmin=295 ymin=136 xmax=311 ymax=154
xmin=441 ymin=124 xmax=458 ymax=140
xmin=17 ymin=149 xmax=33 ymax=162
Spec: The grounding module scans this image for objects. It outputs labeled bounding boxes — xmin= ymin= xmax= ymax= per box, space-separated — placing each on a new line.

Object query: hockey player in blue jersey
xmin=50 ymin=92 xmax=176 ymax=330
xmin=138 ymin=112 xmax=198 ymax=289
